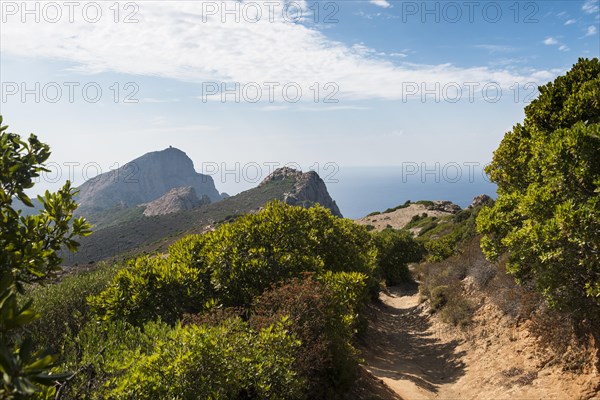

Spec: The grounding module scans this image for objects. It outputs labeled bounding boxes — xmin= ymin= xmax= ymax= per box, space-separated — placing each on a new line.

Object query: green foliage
xmin=371 ymin=229 xmax=423 ymax=285
xmin=425 ymin=235 xmax=458 ymax=262
xmin=318 ymin=271 xmax=370 ymax=336
xmin=383 ymin=200 xmax=411 ymax=214
xmin=0 ymin=116 xmax=91 ymax=398
xmin=429 ymin=285 xmax=449 ymax=311
xmin=204 ymin=201 xmax=377 ymax=307
xmin=478 ymin=58 xmax=600 ymax=317
xmin=439 ymin=296 xmax=474 ymax=328
xmin=25 ymin=262 xmax=120 ymax=352
xmin=418 ymin=206 xmax=485 ymax=262
xmin=88 ymin=256 xmax=209 ymax=325
xmin=91 ymin=201 xmax=378 ymax=322
xmin=250 ymin=274 xmax=365 ymax=399
xmin=415 ymin=200 xmax=434 ymax=207
xmin=83 ymin=201 xmax=378 ymax=398
xmin=58 ymin=317 xmax=303 ymax=399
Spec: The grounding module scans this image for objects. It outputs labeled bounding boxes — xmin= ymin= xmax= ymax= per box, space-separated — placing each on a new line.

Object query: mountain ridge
xmin=76 ymin=147 xmax=222 ymax=217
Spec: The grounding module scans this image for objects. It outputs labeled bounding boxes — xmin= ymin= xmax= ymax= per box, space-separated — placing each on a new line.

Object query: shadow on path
xmin=361 ymin=283 xmax=466 ymax=397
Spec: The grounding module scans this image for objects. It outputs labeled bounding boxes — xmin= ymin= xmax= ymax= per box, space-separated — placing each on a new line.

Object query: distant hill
xmin=355 ymin=200 xmax=461 ymax=232
xmin=63 ymin=166 xmax=342 ymax=266
xmin=75 ymin=147 xmax=222 ymax=219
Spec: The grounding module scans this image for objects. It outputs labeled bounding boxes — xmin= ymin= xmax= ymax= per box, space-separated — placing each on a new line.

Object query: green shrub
xmin=440 ymin=296 xmax=474 ymax=327
xmin=318 ymin=271 xmax=370 ymax=335
xmin=371 ymin=229 xmax=424 ymax=285
xmin=57 ymin=317 xmax=303 ymax=399
xmin=383 ymin=200 xmax=411 ymax=214
xmin=166 ymin=233 xmax=206 ymax=267
xmin=425 ymin=235 xmax=459 ymax=262
xmin=250 ymin=274 xmax=361 ymax=399
xmin=478 ymin=59 xmax=600 ymax=318
xmin=90 ymin=201 xmax=377 ymax=322
xmin=88 ymin=256 xmax=209 ymax=325
xmin=25 ymin=262 xmax=120 ymax=352
xmin=430 ymin=285 xmax=449 ymax=311
xmin=417 ymin=221 xmax=438 ymax=236
xmin=201 ymin=201 xmax=377 ymax=307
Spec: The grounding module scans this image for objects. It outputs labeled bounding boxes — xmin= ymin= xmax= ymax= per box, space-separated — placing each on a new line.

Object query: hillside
xmin=355 ymin=200 xmax=460 ymax=232
xmin=64 ymin=166 xmax=341 ymax=266
xmin=356 ymin=191 xmax=599 ymax=399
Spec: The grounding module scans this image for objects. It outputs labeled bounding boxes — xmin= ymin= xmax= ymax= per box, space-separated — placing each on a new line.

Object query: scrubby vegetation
xmin=372 ymin=229 xmax=424 ymax=285
xmin=14 ymin=191 xmax=422 ymax=399
xmin=21 ymin=202 xmax=371 ymax=398
xmin=477 ymin=58 xmax=600 ymax=320
xmin=7 ymin=58 xmax=600 ymax=399
xmin=0 ymin=118 xmax=91 ymax=398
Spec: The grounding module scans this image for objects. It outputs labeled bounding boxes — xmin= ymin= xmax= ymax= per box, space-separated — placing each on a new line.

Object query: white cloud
xmin=543 ymin=37 xmax=558 ymax=45
xmin=559 ymin=45 xmax=570 ymax=51
xmin=585 ymin=25 xmax=598 ymax=36
xmin=583 ymin=0 xmax=600 ymax=14
xmin=1 ymin=1 xmax=557 ymax=102
xmin=369 ymin=0 xmax=391 ymax=8
xmin=565 ymin=19 xmax=577 ymax=25
xmin=475 ymin=44 xmax=517 ymax=53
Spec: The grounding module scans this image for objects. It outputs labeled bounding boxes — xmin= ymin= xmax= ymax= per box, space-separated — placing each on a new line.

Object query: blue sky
xmin=0 ymin=0 xmax=598 ymax=196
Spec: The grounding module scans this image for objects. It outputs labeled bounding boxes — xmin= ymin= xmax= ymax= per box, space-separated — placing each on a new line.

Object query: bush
xmin=478 ymin=58 xmax=600 ymax=319
xmin=250 ymin=274 xmax=364 ymax=399
xmin=203 ymin=201 xmax=377 ymax=307
xmin=425 ymin=235 xmax=459 ymax=262
xmin=88 ymin=203 xmax=378 ymax=331
xmin=417 ymin=221 xmax=438 ymax=236
xmin=440 ymin=296 xmax=473 ymax=327
xmin=429 ymin=285 xmax=449 ymax=311
xmin=371 ymin=229 xmax=423 ymax=285
xmin=25 ymin=262 xmax=120 ymax=352
xmin=383 ymin=200 xmax=411 ymax=214
xmin=88 ymin=256 xmax=209 ymax=325
xmin=57 ymin=317 xmax=303 ymax=399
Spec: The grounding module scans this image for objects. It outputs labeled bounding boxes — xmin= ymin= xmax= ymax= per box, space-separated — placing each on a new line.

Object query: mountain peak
xmin=261 ymin=167 xmax=342 ymax=217
xmin=76 ymin=148 xmax=221 ymax=216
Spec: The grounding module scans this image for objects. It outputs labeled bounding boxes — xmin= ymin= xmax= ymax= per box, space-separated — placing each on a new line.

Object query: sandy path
xmin=361 ymin=284 xmax=466 ymax=400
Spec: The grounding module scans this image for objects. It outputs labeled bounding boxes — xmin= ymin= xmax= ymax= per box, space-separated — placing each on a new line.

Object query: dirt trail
xmin=361 ymin=283 xmax=465 ymax=400
xmin=361 ymin=284 xmax=600 ymax=400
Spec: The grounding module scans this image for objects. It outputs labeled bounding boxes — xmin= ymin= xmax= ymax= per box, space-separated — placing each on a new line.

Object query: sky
xmin=0 ymin=0 xmax=599 ymax=198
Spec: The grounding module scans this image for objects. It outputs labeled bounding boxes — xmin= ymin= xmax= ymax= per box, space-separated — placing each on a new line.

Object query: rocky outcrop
xmin=469 ymin=194 xmax=493 ymax=208
xmin=76 ymin=147 xmax=221 ymax=214
xmin=260 ymin=167 xmax=342 ymax=217
xmin=143 ymin=186 xmax=211 ymax=216
xmin=426 ymin=200 xmax=461 ymax=214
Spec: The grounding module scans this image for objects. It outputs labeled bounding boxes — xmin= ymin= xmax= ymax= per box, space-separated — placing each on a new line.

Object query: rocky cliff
xmin=142 ymin=186 xmax=211 ymax=216
xmin=260 ymin=167 xmax=342 ymax=217
xmin=76 ymin=147 xmax=221 ymax=215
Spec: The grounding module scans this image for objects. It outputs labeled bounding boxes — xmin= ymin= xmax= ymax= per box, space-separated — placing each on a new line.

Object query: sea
xmin=322 ymin=166 xmax=497 ymax=219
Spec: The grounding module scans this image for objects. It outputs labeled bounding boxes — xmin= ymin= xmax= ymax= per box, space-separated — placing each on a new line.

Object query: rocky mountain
xmin=143 ymin=186 xmax=211 ymax=217
xmin=76 ymin=147 xmax=221 ymax=216
xmin=65 ymin=166 xmax=342 ymax=266
xmin=260 ymin=167 xmax=342 ymax=217
xmin=469 ymin=194 xmax=493 ymax=208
